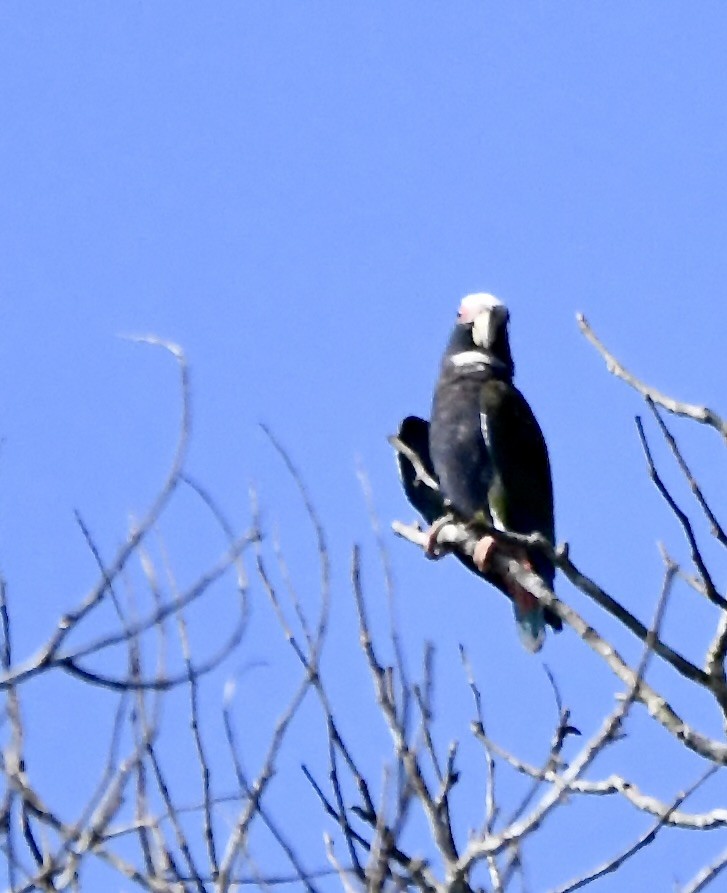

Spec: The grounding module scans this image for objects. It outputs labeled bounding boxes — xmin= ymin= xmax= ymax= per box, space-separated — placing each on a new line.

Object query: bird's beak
xmin=472 ymin=311 xmax=496 ymax=348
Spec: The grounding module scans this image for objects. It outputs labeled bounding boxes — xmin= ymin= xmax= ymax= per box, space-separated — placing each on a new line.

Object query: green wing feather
xmin=479 ymin=379 xmax=555 ymax=548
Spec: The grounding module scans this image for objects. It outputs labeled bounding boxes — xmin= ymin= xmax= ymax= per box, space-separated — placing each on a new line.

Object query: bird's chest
xmin=432 ymin=390 xmax=482 ymax=461
xmin=430 ymin=382 xmax=491 ymax=518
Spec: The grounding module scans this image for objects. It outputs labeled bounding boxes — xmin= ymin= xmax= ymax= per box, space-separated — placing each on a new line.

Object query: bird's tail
xmin=511 ymin=586 xmax=546 ymax=653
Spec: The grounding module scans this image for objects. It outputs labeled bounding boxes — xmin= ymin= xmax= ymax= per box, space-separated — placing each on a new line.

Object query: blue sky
xmin=1 ymin=4 xmax=726 ymax=890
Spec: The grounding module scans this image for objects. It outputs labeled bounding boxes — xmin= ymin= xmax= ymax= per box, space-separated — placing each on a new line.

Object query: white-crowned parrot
xmin=425 ymin=293 xmax=558 ymax=651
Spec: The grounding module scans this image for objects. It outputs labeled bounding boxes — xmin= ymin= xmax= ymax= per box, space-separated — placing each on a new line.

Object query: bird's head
xmin=456 ymin=293 xmax=510 ymax=351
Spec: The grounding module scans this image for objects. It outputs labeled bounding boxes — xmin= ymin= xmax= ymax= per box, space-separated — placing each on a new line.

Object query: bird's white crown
xmin=458 ymin=293 xmax=507 ymax=324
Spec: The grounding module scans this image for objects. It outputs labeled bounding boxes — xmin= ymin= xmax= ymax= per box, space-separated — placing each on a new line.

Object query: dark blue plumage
xmin=429 ymin=342 xmax=499 ymax=521
xmin=428 ymin=293 xmax=558 ymax=650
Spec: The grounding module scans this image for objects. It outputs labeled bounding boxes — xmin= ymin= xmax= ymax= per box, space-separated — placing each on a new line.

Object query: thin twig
xmin=473 ymin=739 xmax=727 ymax=831
xmin=164 ymin=545 xmax=219 ymax=883
xmin=505 ymin=666 xmax=580 ymax=831
xmin=577 ymin=313 xmax=727 ymax=442
xmin=260 ymin=424 xmax=331 ymax=658
xmin=550 ymin=766 xmax=719 ymax=893
xmin=459 ymin=645 xmax=498 ymax=835
xmin=223 ymin=698 xmax=319 ymax=893
xmin=681 ymin=845 xmax=727 ymax=893
xmin=216 ymin=669 xmax=314 ymax=889
xmin=646 ymin=399 xmax=727 ymax=546
xmin=358 ymin=463 xmax=413 ymax=809
xmin=351 ymin=546 xmax=460 ymax=868
xmin=636 ymin=417 xmax=724 ymax=612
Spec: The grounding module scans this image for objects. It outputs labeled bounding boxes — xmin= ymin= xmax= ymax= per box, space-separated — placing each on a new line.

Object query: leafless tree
xmin=1 ymin=322 xmax=725 ymax=892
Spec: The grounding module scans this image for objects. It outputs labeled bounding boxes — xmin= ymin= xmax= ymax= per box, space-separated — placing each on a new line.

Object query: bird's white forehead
xmin=459 ymin=292 xmax=505 ymax=315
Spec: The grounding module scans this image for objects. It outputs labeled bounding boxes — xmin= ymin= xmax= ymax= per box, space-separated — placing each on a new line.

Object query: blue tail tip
xmin=515 ymin=607 xmax=546 ymax=653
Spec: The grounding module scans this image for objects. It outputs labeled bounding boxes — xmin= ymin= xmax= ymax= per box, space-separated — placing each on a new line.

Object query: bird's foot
xmin=472 ymin=535 xmax=497 ymax=573
xmin=424 ymin=514 xmax=454 ymax=559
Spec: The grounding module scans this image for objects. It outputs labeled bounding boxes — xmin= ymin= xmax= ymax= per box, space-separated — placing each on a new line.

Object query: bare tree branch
xmin=636 ymin=416 xmax=724 ymax=611
xmin=577 ymin=313 xmax=727 ymax=442
xmin=4 ymin=329 xmax=727 ymax=892
xmin=681 ymin=845 xmax=727 ymax=893
xmin=646 ymin=399 xmax=727 ymax=547
xmin=351 ymin=545 xmax=463 ymax=884
xmin=550 ymin=766 xmax=719 ymax=893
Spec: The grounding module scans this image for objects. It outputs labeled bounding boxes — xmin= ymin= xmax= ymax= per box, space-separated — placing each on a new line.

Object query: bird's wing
xmin=479 ymin=380 xmax=555 ymax=548
xmin=480 ymin=379 xmax=558 ymax=641
xmin=394 ymin=416 xmax=445 ymax=524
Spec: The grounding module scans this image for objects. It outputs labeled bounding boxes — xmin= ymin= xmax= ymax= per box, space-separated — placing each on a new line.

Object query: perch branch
xmin=393 ymin=518 xmax=727 ymax=765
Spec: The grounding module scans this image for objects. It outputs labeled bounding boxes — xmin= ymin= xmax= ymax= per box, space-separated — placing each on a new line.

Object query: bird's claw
xmin=425 ymin=514 xmax=454 ymax=559
xmin=472 ymin=535 xmax=497 ymax=572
